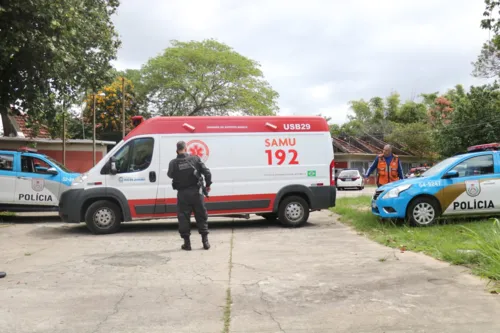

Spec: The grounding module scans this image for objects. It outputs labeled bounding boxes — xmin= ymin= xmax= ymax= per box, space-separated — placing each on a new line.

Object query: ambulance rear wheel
xmin=278 ymin=196 xmax=309 ymax=227
xmin=407 ymin=197 xmax=440 ymax=227
xmin=85 ymin=200 xmax=122 ymax=234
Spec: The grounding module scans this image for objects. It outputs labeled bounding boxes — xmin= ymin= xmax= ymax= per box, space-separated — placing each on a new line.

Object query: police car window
xmin=21 ymin=156 xmax=52 ymax=174
xmin=453 ymin=155 xmax=494 ymax=177
xmin=0 ymin=154 xmax=14 ymax=171
xmin=112 ymin=138 xmax=154 ymax=173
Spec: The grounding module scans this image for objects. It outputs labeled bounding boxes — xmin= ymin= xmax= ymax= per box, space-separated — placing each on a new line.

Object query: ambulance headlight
xmin=383 ymin=184 xmax=412 ymax=199
xmin=72 ymin=174 xmax=88 ymax=186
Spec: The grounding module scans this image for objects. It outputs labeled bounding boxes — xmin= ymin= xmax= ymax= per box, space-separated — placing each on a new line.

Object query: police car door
xmin=441 ymin=153 xmax=500 ymax=216
xmin=0 ymin=152 xmax=16 ymax=204
xmin=15 ymin=154 xmax=62 ymax=207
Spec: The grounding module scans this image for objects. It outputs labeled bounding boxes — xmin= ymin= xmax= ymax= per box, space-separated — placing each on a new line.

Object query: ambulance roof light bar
xmin=18 ymin=146 xmax=37 ymax=153
xmin=467 ymin=142 xmax=500 ymax=153
xmin=131 ymin=116 xmax=144 ymax=128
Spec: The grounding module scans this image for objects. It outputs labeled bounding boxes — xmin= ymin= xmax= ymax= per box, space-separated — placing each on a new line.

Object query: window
xmin=0 ymin=154 xmax=14 ymax=171
xmin=112 ymin=137 xmax=154 ymax=174
xmin=350 ymin=161 xmax=370 ymax=175
xmin=339 ymin=170 xmax=360 ymax=178
xmin=452 ymin=154 xmax=494 ymax=177
xmin=21 ymin=156 xmax=53 ymax=174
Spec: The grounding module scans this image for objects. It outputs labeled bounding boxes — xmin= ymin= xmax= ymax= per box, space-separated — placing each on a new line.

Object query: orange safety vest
xmin=377 ymin=154 xmax=400 ymax=185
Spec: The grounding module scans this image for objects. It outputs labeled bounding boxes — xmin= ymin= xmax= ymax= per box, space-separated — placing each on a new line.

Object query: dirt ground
xmin=1 ymin=209 xmax=500 ymax=333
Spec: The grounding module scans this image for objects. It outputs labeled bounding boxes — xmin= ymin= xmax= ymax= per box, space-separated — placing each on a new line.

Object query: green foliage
xmin=472 ymin=1 xmax=500 ymax=78
xmin=140 ymin=39 xmax=279 ymax=116
xmin=433 ymin=83 xmax=500 ymax=157
xmin=385 ymin=122 xmax=435 ymax=158
xmin=0 ymin=0 xmax=121 ymax=135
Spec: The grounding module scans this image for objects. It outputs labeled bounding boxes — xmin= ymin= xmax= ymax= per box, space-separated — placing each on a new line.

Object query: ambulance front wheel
xmin=85 ymin=200 xmax=122 ymax=235
xmin=278 ymin=195 xmax=310 ymax=227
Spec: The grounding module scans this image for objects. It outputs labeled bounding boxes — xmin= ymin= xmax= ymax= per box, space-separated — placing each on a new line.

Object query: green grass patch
xmin=331 ymin=196 xmax=500 ymax=292
xmin=0 ymin=211 xmax=15 ymax=217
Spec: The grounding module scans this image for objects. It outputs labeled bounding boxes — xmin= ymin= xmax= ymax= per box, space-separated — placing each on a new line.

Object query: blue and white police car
xmin=0 ymin=147 xmax=80 ymax=212
xmin=371 ymin=143 xmax=500 ymax=226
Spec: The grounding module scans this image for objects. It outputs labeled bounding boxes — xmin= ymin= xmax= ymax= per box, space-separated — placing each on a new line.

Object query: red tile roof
xmin=12 ymin=114 xmax=51 ymax=138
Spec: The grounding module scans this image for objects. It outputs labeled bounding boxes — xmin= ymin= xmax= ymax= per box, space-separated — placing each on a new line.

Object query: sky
xmin=110 ymin=0 xmax=494 ymax=125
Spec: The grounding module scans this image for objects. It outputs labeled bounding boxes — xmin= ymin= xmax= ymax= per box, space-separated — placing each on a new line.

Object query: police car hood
xmin=378 ymin=176 xmax=430 ymax=192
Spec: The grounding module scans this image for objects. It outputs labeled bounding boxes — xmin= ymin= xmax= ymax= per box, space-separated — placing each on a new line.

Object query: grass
xmin=331 ymin=196 xmax=500 ymax=292
xmin=0 ymin=211 xmax=15 ymax=217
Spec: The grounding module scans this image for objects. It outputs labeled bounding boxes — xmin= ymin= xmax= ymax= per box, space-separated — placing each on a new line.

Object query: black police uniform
xmin=167 ymin=153 xmax=212 ymax=250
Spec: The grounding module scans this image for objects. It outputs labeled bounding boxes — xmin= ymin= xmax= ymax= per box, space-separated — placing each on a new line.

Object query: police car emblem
xmin=31 ymin=178 xmax=45 ymax=192
xmin=465 ymin=180 xmax=481 ymax=197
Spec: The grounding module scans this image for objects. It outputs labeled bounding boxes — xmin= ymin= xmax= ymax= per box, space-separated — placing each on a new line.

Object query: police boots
xmin=202 ymin=234 xmax=210 ymax=250
xmin=181 ymin=236 xmax=191 ymax=251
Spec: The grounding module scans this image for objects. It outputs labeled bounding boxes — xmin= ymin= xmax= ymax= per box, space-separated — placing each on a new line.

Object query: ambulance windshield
xmin=421 ymin=156 xmax=461 ymax=178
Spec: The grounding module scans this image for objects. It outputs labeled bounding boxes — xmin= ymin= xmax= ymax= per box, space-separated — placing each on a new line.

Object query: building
xmin=0 ymin=108 xmax=115 ymax=173
xmin=332 ymin=134 xmax=430 ymax=185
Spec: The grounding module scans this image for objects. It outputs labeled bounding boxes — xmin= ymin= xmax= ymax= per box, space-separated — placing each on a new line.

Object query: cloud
xmin=111 ymin=0 xmax=493 ymax=124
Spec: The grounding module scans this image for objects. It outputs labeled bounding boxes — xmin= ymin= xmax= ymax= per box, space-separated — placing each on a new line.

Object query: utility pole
xmin=93 ymin=93 xmax=96 ymax=166
xmin=62 ymin=107 xmax=66 ymax=166
xmin=122 ymin=76 xmax=125 ymax=138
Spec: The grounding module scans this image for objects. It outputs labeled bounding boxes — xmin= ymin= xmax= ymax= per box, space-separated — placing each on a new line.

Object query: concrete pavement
xmin=1 ymin=211 xmax=500 ymax=332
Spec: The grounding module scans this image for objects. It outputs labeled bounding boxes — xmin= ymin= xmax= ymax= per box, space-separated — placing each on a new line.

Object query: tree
xmin=0 ymin=0 xmax=121 ymax=135
xmin=434 ymin=83 xmax=500 ymax=157
xmin=472 ymin=1 xmax=500 ymax=78
xmin=385 ymin=122 xmax=435 ymax=159
xmin=140 ymin=39 xmax=279 ymax=116
xmin=82 ymin=76 xmax=139 ymax=140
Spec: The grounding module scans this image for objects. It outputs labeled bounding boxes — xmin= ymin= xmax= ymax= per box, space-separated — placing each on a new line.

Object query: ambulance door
xmin=15 ymin=154 xmax=61 ymax=206
xmin=0 ymin=152 xmax=16 ymax=204
xmin=156 ymin=135 xmax=233 ymax=216
xmin=105 ymin=136 xmax=159 ymax=219
xmin=441 ymin=153 xmax=500 ymax=216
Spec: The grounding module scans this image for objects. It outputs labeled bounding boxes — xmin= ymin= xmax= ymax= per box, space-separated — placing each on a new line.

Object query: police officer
xmin=167 ymin=141 xmax=212 ymax=251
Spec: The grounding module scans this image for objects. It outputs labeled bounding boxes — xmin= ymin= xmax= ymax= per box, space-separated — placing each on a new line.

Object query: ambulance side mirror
xmin=110 ymin=157 xmax=117 ymax=175
xmin=443 ymin=170 xmax=459 ymax=179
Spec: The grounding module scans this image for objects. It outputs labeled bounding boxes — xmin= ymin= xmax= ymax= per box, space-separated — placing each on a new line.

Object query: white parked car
xmin=336 ymin=169 xmax=364 ymax=190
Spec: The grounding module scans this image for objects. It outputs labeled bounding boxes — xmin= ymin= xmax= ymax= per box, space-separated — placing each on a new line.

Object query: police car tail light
xmin=330 ymin=160 xmax=335 ymax=186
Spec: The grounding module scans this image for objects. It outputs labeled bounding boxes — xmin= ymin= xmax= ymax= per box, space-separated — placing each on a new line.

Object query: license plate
xmin=346 ymin=178 xmax=352 ymax=181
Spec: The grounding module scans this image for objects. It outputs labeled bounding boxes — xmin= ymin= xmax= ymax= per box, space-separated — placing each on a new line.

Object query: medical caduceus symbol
xmin=187 ymin=140 xmax=210 ymax=163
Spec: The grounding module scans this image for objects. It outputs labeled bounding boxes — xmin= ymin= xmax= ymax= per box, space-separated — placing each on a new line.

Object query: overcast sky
xmin=111 ymin=0 xmax=494 ymax=124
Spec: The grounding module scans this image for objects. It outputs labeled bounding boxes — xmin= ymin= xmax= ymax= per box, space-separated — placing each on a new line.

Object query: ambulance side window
xmin=112 ymin=137 xmax=154 ymax=174
xmin=0 ymin=154 xmax=14 ymax=171
xmin=453 ymin=155 xmax=494 ymax=177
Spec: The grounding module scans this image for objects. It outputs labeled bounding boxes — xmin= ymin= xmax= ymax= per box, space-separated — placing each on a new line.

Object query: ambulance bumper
xmin=59 ymin=189 xmax=84 ymax=223
xmin=309 ymin=185 xmax=336 ymax=209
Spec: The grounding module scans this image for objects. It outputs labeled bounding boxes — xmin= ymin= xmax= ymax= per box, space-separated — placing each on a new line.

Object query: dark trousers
xmin=177 ymin=187 xmax=209 ymax=237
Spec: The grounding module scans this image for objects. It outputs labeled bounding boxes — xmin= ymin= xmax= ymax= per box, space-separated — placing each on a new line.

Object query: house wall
xmin=0 ymin=141 xmax=108 ymax=173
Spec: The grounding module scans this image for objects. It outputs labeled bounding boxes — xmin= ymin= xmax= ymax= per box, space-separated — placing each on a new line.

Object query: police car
xmin=0 ymin=147 xmax=80 ymax=212
xmin=371 ymin=143 xmax=500 ymax=226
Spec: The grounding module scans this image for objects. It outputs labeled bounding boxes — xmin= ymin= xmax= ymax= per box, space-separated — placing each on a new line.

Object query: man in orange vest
xmin=364 ymin=145 xmax=404 ymax=187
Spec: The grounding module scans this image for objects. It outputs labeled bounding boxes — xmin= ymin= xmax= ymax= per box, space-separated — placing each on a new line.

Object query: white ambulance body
xmin=59 ymin=116 xmax=336 ymax=234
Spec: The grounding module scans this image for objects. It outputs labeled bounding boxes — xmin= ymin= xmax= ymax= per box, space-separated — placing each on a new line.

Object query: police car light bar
xmin=467 ymin=142 xmax=500 ymax=152
xmin=18 ymin=146 xmax=37 ymax=153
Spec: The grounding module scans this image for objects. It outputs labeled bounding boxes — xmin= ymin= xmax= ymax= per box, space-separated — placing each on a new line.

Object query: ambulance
xmin=59 ymin=116 xmax=336 ymax=234
xmin=0 ymin=147 xmax=80 ymax=212
xmin=371 ymin=143 xmax=500 ymax=226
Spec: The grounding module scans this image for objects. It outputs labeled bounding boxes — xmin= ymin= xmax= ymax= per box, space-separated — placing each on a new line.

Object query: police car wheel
xmin=278 ymin=196 xmax=309 ymax=227
xmin=85 ymin=200 xmax=122 ymax=234
xmin=407 ymin=197 xmax=440 ymax=227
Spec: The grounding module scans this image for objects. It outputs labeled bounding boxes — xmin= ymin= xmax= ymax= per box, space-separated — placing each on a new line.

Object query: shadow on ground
xmin=18 ymin=218 xmax=317 ymax=239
